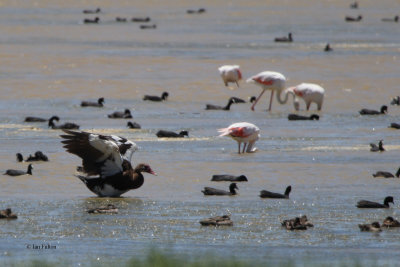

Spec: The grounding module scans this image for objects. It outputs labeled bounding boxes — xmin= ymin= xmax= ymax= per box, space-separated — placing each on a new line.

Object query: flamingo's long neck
xmin=276 ymin=88 xmax=294 ymax=105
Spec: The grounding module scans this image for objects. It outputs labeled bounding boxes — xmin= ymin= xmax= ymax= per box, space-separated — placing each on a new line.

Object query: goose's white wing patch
xmin=101 ymin=157 xmax=123 ymax=177
xmin=89 ymin=134 xmax=123 ymax=176
xmin=109 ymin=135 xmax=138 ymax=162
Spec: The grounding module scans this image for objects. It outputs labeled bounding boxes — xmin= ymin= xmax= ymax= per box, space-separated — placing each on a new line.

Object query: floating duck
xmin=87 ymin=204 xmax=118 ymax=214
xmin=0 ymin=208 xmax=18 ymax=219
xmin=199 ymin=215 xmax=233 ymax=226
xmin=281 ymin=215 xmax=313 ymax=230
xmin=359 ymin=222 xmax=381 ymax=232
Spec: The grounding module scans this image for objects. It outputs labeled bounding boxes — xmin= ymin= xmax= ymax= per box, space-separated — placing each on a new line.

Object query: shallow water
xmin=1 ymin=0 xmax=400 ymax=266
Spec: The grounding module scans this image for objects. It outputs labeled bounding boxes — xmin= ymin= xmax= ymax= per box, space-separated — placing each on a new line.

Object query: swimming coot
xmin=260 ymin=185 xmax=291 ymax=199
xmin=202 ymin=183 xmax=238 ymax=196
xmin=356 ymin=196 xmax=393 ymax=208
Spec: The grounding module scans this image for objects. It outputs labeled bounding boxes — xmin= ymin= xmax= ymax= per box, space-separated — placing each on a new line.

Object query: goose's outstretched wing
xmin=60 ymin=130 xmax=124 ymax=177
xmin=106 ymin=135 xmax=138 ymax=162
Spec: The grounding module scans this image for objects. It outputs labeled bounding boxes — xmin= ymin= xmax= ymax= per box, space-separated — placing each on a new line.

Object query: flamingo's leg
xmin=242 ymin=143 xmax=247 ymax=154
xmin=237 ymin=142 xmax=241 ymax=154
xmin=268 ymin=90 xmax=274 ymax=111
xmin=235 ymin=81 xmax=239 ymax=88
xmin=317 ymin=101 xmax=323 ymax=110
xmin=251 ymin=89 xmax=266 ymax=111
xmin=247 ymin=141 xmax=258 ymax=153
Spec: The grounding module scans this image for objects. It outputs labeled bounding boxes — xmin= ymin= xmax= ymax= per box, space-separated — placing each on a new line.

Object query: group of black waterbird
xmin=274 ymin=1 xmax=399 ymax=54
xmin=82 ymin=6 xmax=207 ymax=30
xmin=82 ymin=6 xmax=156 ymax=29
xmin=2 ymin=87 xmax=399 ymax=234
xmin=2 ymin=3 xmax=400 ymax=230
xmin=198 ymin=93 xmax=400 ymax=231
xmin=345 ymin=1 xmax=399 ymax=23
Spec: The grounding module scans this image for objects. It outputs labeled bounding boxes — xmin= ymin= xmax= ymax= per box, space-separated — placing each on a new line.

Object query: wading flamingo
xmin=218 ymin=65 xmax=242 ymax=88
xmin=246 ymin=71 xmax=287 ymax=111
xmin=286 ymin=83 xmax=325 ymax=111
xmin=218 ymin=122 xmax=260 ymax=154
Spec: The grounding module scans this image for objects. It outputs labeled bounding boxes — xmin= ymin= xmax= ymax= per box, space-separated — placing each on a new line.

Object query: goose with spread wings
xmin=60 ymin=130 xmax=156 ymax=197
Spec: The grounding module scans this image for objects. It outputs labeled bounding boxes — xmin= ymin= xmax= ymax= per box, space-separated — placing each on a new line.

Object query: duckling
xmin=0 ymin=208 xmax=18 ymax=219
xmin=281 ymin=215 xmax=313 ymax=230
xmin=359 ymin=222 xmax=381 ymax=232
xmin=87 ymin=204 xmax=118 ymax=214
xmin=382 ymin=216 xmax=400 ymax=228
xmin=199 ymin=215 xmax=233 ymax=226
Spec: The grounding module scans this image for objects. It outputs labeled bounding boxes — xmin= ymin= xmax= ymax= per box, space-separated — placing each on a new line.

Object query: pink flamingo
xmin=246 ymin=71 xmax=287 ymax=111
xmin=218 ymin=65 xmax=242 ymax=87
xmin=286 ymin=83 xmax=325 ymax=111
xmin=218 ymin=122 xmax=260 ymax=154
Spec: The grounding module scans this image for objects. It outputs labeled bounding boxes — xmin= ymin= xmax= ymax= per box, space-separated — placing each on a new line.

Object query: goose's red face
xmin=143 ymin=164 xmax=157 ymax=175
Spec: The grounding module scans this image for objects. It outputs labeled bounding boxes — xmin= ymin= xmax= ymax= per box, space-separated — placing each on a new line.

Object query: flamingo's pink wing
xmin=225 ymin=127 xmax=253 ymax=138
xmin=253 ymin=77 xmax=274 ymax=86
xmin=236 ymin=69 xmax=242 ymax=80
xmin=293 ymin=88 xmax=304 ymax=97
